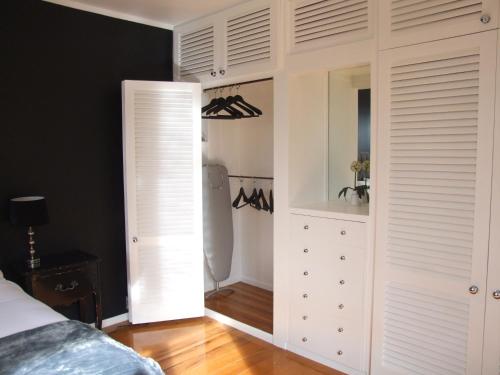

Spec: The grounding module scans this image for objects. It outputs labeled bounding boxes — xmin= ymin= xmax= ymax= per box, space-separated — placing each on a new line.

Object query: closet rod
xmin=203 ymin=77 xmax=273 ymax=92
xmin=228 ymin=175 xmax=274 ymax=181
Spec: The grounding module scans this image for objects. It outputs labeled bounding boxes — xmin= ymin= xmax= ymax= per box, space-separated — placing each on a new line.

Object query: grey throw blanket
xmin=0 ymin=320 xmax=164 ymax=375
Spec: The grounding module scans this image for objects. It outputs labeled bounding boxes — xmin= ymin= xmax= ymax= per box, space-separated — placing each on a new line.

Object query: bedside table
xmin=9 ymin=250 xmax=103 ymax=329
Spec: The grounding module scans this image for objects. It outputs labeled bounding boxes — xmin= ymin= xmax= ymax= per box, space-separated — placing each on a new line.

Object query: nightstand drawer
xmin=32 ymin=270 xmax=93 ymax=307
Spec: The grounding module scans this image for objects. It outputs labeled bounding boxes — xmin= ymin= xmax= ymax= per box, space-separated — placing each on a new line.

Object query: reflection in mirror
xmin=328 ymin=65 xmax=371 ymax=203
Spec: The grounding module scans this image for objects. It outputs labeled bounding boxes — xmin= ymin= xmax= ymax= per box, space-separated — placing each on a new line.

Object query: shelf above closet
xmin=289 ymin=200 xmax=368 ymax=222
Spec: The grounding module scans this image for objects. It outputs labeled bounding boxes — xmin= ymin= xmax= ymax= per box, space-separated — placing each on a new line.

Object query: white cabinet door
xmin=286 ymin=0 xmax=374 ymax=54
xmin=482 ymin=31 xmax=500 ymax=375
xmin=173 ymin=17 xmax=220 ymax=82
xmin=221 ymin=0 xmax=277 ymax=78
xmin=379 ymin=0 xmax=499 ymax=49
xmin=372 ymin=31 xmax=497 ymax=375
xmin=122 ymin=80 xmax=204 ymax=324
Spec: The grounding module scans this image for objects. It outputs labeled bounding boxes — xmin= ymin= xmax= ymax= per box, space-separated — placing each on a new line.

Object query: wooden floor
xmin=204 ymin=282 xmax=273 ymax=334
xmin=108 ymin=316 xmax=343 ymax=375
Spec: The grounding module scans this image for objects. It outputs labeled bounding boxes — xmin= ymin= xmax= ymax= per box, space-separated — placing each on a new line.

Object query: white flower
xmin=350 ymin=160 xmax=362 ymax=173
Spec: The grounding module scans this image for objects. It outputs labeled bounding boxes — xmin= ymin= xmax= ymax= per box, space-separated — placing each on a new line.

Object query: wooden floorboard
xmin=107 ymin=316 xmax=344 ymax=375
xmin=204 ymin=282 xmax=273 ymax=333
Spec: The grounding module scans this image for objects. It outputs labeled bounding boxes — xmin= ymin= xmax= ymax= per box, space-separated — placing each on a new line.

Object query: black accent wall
xmin=0 ymin=0 xmax=173 ymax=319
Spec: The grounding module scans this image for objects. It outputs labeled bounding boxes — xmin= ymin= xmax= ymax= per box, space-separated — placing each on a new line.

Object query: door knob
xmin=493 ymin=290 xmax=500 ymax=299
xmin=480 ymin=14 xmax=491 ymax=24
xmin=469 ymin=285 xmax=479 ymax=295
xmin=132 ymin=236 xmax=138 ymax=243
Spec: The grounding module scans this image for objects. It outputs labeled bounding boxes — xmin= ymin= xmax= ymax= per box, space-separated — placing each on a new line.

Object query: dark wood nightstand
xmin=8 ymin=250 xmax=103 ymax=329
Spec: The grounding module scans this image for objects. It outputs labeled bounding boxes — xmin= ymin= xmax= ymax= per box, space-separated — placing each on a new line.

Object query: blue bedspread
xmin=0 ymin=320 xmax=164 ymax=375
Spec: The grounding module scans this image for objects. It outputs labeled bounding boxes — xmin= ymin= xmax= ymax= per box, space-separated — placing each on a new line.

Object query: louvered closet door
xmin=379 ymin=0 xmax=499 ymax=49
xmin=175 ymin=21 xmax=217 ymax=82
xmin=287 ymin=0 xmax=373 ymax=54
xmin=482 ymin=32 xmax=500 ymax=375
xmin=122 ymin=81 xmax=203 ymax=324
xmin=371 ymin=31 xmax=497 ymax=375
xmin=223 ymin=0 xmax=275 ymax=77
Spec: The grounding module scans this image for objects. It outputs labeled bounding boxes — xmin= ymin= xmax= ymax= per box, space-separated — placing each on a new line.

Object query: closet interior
xmin=202 ymin=79 xmax=274 ymax=335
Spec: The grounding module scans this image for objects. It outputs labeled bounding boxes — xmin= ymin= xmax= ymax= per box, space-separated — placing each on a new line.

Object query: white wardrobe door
xmin=372 ymin=31 xmax=497 ymax=375
xmin=482 ymin=32 xmax=500 ymax=375
xmin=378 ymin=0 xmax=499 ymax=49
xmin=122 ymin=80 xmax=204 ymax=324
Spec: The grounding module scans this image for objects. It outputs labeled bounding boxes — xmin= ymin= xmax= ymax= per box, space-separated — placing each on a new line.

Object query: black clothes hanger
xmin=205 ymin=97 xmax=243 ymax=119
xmin=232 ymin=187 xmax=249 ymax=209
xmin=202 ymin=98 xmax=218 ymax=113
xmin=248 ymin=188 xmax=261 ymax=210
xmin=269 ymin=189 xmax=274 ymax=214
xmin=234 ymin=95 xmax=262 ymax=115
xmin=258 ymin=189 xmax=270 ymax=212
xmin=226 ymin=96 xmax=256 ymax=117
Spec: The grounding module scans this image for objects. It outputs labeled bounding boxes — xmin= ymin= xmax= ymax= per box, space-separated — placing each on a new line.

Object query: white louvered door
xmin=122 ymin=80 xmax=204 ymax=324
xmin=286 ymin=0 xmax=373 ymax=54
xmin=372 ymin=31 xmax=497 ymax=375
xmin=379 ymin=0 xmax=499 ymax=49
xmin=174 ymin=19 xmax=218 ymax=82
xmin=483 ymin=32 xmax=500 ymax=375
xmin=222 ymin=0 xmax=276 ymax=78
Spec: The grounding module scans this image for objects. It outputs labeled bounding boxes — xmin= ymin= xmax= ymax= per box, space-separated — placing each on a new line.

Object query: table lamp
xmin=9 ymin=196 xmax=49 ymax=269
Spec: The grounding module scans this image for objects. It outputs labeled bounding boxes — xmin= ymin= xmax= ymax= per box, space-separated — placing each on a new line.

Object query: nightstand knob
xmin=340 ymin=255 xmax=346 ymax=261
xmin=132 ymin=237 xmax=138 ymax=243
xmin=337 ymin=350 xmax=343 ymax=356
xmin=340 ymin=230 xmax=346 ymax=236
xmin=54 ymin=280 xmax=79 ymax=292
xmin=302 ymin=337 xmax=308 ymax=342
xmin=339 ymin=280 xmax=345 ymax=285
xmin=303 ymin=271 xmax=309 ymax=276
xmin=302 ymin=315 xmax=308 ymax=320
xmin=304 ymin=225 xmax=309 ymax=230
xmin=338 ymin=304 xmax=344 ymax=309
xmin=338 ymin=327 xmax=344 ymax=333
xmin=303 ymin=293 xmax=308 ymax=299
xmin=303 ymin=248 xmax=309 ymax=253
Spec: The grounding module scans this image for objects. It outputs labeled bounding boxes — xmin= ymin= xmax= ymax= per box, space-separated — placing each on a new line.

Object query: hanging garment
xmin=202 ymin=165 xmax=234 ymax=283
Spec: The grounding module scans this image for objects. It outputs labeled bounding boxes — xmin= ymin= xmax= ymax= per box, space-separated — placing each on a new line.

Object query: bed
xmin=0 ymin=271 xmax=163 ymax=374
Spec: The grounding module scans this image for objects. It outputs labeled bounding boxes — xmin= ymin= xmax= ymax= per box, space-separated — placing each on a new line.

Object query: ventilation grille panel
xmin=387 ymin=51 xmax=480 ymax=280
xmin=383 ymin=283 xmax=469 ymax=374
xmin=391 ymin=0 xmax=483 ymax=32
xmin=293 ymin=0 xmax=369 ymax=45
xmin=227 ymin=7 xmax=271 ymax=67
xmin=179 ymin=26 xmax=214 ymax=78
xmin=134 ymin=89 xmax=194 ymax=236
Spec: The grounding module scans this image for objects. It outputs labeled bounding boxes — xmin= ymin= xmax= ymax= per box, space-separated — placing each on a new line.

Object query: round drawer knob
xmin=337 ymin=350 xmax=343 ymax=356
xmin=219 ymin=69 xmax=226 ymax=75
xmin=210 ymin=71 xmax=217 ymax=77
xmin=338 ymin=327 xmax=344 ymax=333
xmin=493 ymin=290 xmax=500 ymax=299
xmin=303 ymin=293 xmax=308 ymax=299
xmin=302 ymin=315 xmax=308 ymax=320
xmin=469 ymin=285 xmax=479 ymax=295
xmin=480 ymin=14 xmax=491 ymax=24
xmin=303 ymin=271 xmax=309 ymax=276
xmin=303 ymin=248 xmax=309 ymax=253
xmin=304 ymin=225 xmax=309 ymax=230
xmin=302 ymin=337 xmax=308 ymax=342
xmin=132 ymin=237 xmax=138 ymax=243
xmin=340 ymin=230 xmax=346 ymax=236
xmin=338 ymin=304 xmax=344 ymax=309
xmin=339 ymin=280 xmax=345 ymax=285
xmin=340 ymin=255 xmax=346 ymax=261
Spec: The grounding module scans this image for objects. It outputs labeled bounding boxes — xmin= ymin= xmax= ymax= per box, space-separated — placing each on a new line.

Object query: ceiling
xmin=44 ymin=0 xmax=248 ymax=29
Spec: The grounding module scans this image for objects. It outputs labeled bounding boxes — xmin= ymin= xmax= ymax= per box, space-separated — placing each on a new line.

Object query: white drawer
xmin=288 ymin=308 xmax=364 ymax=370
xmin=291 ymin=214 xmax=367 ymax=248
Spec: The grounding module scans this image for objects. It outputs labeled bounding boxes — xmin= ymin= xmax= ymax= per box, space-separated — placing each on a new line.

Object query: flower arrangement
xmin=338 ymin=160 xmax=370 ymax=202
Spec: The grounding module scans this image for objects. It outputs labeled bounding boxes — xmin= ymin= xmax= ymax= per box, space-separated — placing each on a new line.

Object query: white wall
xmin=203 ymin=80 xmax=274 ymax=291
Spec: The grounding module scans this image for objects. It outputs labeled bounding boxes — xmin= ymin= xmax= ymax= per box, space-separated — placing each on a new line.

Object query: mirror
xmin=328 ymin=65 xmax=371 ymax=202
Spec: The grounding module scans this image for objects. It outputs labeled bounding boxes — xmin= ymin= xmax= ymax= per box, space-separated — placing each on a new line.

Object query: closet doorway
xmin=201 ymin=79 xmax=274 ymax=335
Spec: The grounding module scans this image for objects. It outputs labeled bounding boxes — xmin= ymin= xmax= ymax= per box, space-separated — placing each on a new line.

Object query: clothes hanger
xmin=269 ymin=189 xmax=274 ymax=214
xmin=234 ymin=95 xmax=262 ymax=115
xmin=258 ymin=188 xmax=270 ymax=212
xmin=232 ymin=180 xmax=250 ymax=209
xmin=247 ymin=180 xmax=261 ymax=210
xmin=206 ymin=97 xmax=243 ymax=119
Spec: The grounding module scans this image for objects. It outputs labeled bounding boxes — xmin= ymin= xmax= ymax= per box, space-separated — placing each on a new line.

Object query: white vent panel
xmin=179 ymin=26 xmax=215 ymax=78
xmin=134 ymin=89 xmax=194 ymax=237
xmin=387 ymin=51 xmax=480 ymax=280
xmin=293 ymin=0 xmax=369 ymax=45
xmin=227 ymin=7 xmax=271 ymax=67
xmin=391 ymin=0 xmax=483 ymax=32
xmin=383 ymin=283 xmax=469 ymax=375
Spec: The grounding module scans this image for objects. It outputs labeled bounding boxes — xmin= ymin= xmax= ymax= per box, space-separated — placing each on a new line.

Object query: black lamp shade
xmin=9 ymin=196 xmax=49 ymax=226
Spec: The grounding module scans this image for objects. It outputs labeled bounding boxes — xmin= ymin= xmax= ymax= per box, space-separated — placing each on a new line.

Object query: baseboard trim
xmin=204 ymin=308 xmax=273 ymax=344
xmin=240 ymin=276 xmax=273 ymax=291
xmin=91 ymin=313 xmax=129 ymax=329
